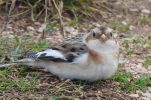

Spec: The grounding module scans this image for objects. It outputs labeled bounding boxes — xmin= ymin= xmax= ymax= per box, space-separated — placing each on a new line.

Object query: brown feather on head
xmin=84 ymin=25 xmax=113 ymax=44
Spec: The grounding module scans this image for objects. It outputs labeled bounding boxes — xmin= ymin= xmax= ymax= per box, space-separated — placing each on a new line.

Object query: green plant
xmin=112 ymin=72 xmax=151 ymax=92
xmin=132 ymin=36 xmax=151 ymax=47
xmin=0 ymin=66 xmax=39 ymax=92
xmin=50 ymin=95 xmax=58 ymax=100
xmin=31 ymin=40 xmax=50 ymax=51
xmin=46 ymin=22 xmax=59 ymax=31
xmin=135 ymin=75 xmax=151 ymax=88
xmin=68 ymin=18 xmax=78 ymax=26
xmin=133 ymin=36 xmax=145 ymax=46
xmin=112 ymin=21 xmax=129 ymax=32
xmin=145 ymin=39 xmax=151 ymax=47
xmin=112 ymin=72 xmax=133 ymax=83
xmin=15 ymin=78 xmax=38 ymax=91
xmin=137 ymin=16 xmax=151 ymax=25
xmin=143 ymin=57 xmax=151 ymax=68
xmin=126 ymin=50 xmax=135 ymax=56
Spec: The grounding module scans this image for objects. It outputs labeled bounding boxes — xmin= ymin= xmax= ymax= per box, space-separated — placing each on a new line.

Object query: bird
xmin=0 ymin=25 xmax=120 ymax=81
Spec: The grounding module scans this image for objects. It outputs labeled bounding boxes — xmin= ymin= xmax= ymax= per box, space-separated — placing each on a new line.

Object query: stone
xmin=98 ymin=91 xmax=101 ymax=94
xmin=129 ymin=25 xmax=135 ymax=30
xmin=121 ymin=21 xmax=128 ymax=26
xmin=148 ymin=87 xmax=151 ymax=92
xmin=34 ymin=22 xmax=41 ymax=25
xmin=27 ymin=26 xmax=35 ymax=31
xmin=64 ymin=26 xmax=79 ymax=35
xmin=141 ymin=9 xmax=150 ymax=15
xmin=129 ymin=8 xmax=139 ymax=13
xmin=129 ymin=94 xmax=139 ymax=98
xmin=140 ymin=97 xmax=150 ymax=100
xmin=38 ymin=24 xmax=47 ymax=32
xmin=6 ymin=24 xmax=12 ymax=29
xmin=142 ymin=93 xmax=151 ymax=98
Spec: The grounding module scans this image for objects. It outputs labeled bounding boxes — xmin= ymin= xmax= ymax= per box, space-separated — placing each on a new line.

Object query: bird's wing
xmin=63 ymin=33 xmax=84 ymax=43
xmin=26 ymin=42 xmax=88 ymax=63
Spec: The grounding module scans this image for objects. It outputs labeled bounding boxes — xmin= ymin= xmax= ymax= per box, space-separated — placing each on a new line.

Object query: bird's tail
xmin=0 ymin=58 xmax=35 ymax=68
xmin=0 ymin=63 xmax=18 ymax=68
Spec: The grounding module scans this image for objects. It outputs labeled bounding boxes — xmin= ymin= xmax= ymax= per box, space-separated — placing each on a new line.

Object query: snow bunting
xmin=0 ymin=26 xmax=119 ymax=81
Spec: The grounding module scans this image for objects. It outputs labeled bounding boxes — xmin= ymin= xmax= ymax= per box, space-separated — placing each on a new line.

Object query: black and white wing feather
xmin=36 ymin=49 xmax=67 ymax=62
xmin=26 ymin=49 xmax=67 ymax=62
xmin=26 ymin=42 xmax=88 ymax=63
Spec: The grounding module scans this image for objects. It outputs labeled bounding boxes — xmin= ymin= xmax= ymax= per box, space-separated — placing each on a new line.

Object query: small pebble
xmin=129 ymin=94 xmax=139 ymax=98
xmin=38 ymin=24 xmax=47 ymax=32
xmin=27 ymin=26 xmax=35 ymax=31
xmin=141 ymin=9 xmax=150 ymax=15
xmin=140 ymin=97 xmax=150 ymax=100
xmin=142 ymin=93 xmax=151 ymax=98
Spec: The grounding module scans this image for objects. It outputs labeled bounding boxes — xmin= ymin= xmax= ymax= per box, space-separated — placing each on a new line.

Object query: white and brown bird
xmin=0 ymin=26 xmax=119 ymax=81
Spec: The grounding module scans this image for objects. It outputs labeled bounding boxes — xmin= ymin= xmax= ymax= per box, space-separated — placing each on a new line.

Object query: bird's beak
xmin=100 ymin=34 xmax=107 ymax=42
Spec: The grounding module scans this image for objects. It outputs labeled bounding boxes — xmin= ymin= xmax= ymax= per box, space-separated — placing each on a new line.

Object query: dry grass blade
xmin=44 ymin=0 xmax=48 ymax=22
xmin=52 ymin=0 xmax=65 ymax=37
xmin=8 ymin=0 xmax=16 ymax=16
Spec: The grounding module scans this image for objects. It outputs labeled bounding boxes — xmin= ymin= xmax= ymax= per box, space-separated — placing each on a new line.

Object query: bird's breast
xmin=88 ymin=49 xmax=102 ymax=64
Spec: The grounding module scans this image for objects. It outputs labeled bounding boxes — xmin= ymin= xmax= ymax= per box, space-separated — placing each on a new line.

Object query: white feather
xmin=36 ymin=49 xmax=66 ymax=60
xmin=72 ymin=53 xmax=88 ymax=64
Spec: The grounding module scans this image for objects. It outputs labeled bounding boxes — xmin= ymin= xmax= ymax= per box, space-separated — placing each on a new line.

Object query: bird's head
xmin=83 ymin=26 xmax=119 ymax=51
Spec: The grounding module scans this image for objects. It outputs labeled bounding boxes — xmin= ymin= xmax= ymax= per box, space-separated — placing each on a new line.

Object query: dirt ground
xmin=0 ymin=0 xmax=151 ymax=99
